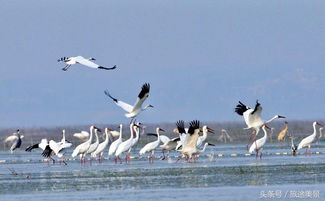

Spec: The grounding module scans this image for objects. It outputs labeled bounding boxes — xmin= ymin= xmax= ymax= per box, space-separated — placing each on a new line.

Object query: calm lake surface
xmin=1 ymin=142 xmax=325 ymax=201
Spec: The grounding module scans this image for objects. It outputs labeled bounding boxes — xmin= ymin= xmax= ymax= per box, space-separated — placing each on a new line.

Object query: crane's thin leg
xmin=162 ymin=150 xmax=166 ymax=160
xmin=62 ymin=64 xmax=71 ymax=71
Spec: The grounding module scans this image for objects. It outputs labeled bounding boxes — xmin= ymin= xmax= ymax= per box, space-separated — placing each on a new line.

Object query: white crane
xmin=235 ymin=100 xmax=285 ymax=134
xmin=85 ymin=128 xmax=101 ymax=163
xmin=108 ymin=124 xmax=123 ymax=163
xmin=42 ymin=130 xmax=72 ymax=164
xmin=104 ymin=83 xmax=153 ymax=119
xmin=288 ymin=135 xmax=298 ymax=156
xmin=297 ymin=121 xmax=323 ymax=155
xmin=196 ymin=142 xmax=215 ymax=154
xmin=25 ymin=138 xmax=56 ymax=163
xmin=72 ymin=126 xmax=97 ymax=163
xmin=4 ymin=129 xmax=23 ymax=153
xmin=139 ymin=127 xmax=164 ymax=163
xmin=115 ymin=123 xmax=137 ymax=163
xmin=177 ymin=120 xmax=201 ymax=161
xmin=249 ymin=125 xmax=271 ymax=159
xmin=128 ymin=122 xmax=143 ymax=159
xmin=235 ymin=100 xmax=285 ymax=148
xmin=148 ymin=131 xmax=180 ymax=160
xmin=159 ymin=135 xmax=180 ymax=160
xmin=318 ymin=127 xmax=324 ymax=144
xmin=92 ymin=128 xmax=111 ymax=162
xmin=197 ymin=125 xmax=214 ymax=147
xmin=58 ymin=56 xmax=117 ymax=71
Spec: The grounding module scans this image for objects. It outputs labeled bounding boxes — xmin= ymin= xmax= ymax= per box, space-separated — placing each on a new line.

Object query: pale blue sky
xmin=0 ymin=1 xmax=324 ymax=127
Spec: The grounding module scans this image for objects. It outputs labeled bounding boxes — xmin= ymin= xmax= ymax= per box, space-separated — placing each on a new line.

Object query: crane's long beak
xmin=159 ymin=128 xmax=165 ymax=132
xmin=278 ymin=115 xmax=286 ymax=118
xmin=264 ymin=125 xmax=271 ymax=130
xmin=317 ymin=122 xmax=323 ymax=127
xmin=207 ymin=127 xmax=215 ymax=134
xmin=94 ymin=126 xmax=102 ymax=132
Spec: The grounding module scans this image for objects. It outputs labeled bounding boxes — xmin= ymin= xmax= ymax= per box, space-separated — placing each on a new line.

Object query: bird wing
xmin=187 ymin=120 xmax=200 ymax=135
xmin=104 ymin=90 xmax=133 ymax=113
xmin=297 ymin=135 xmax=315 ymax=150
xmin=75 ymin=56 xmax=99 ymax=68
xmin=146 ymin=134 xmax=170 ymax=144
xmin=10 ymin=138 xmax=21 ymax=151
xmin=234 ymin=101 xmax=250 ymax=116
xmin=25 ymin=144 xmax=39 ymax=152
xmin=49 ymin=140 xmax=61 ymax=155
xmin=171 ymin=137 xmax=180 ymax=142
xmin=176 ymin=120 xmax=186 ymax=134
xmin=159 ymin=135 xmax=171 ymax=144
xmin=244 ymin=102 xmax=263 ymax=128
xmin=73 ymin=131 xmax=89 ymax=140
xmin=251 ymin=100 xmax=262 ymax=116
xmin=132 ymin=83 xmax=150 ymax=111
xmin=4 ymin=135 xmax=18 ymax=143
xmin=42 ymin=145 xmax=53 ymax=158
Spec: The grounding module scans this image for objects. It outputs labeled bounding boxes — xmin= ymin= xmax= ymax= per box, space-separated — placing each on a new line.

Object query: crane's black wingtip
xmin=104 ymin=90 xmax=118 ymax=102
xmin=98 ymin=65 xmax=117 ymax=70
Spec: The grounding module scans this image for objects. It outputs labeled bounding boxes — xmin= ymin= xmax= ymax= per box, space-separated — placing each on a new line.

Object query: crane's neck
xmin=88 ymin=127 xmax=94 ymax=143
xmin=104 ymin=131 xmax=109 ymax=143
xmin=311 ymin=123 xmax=317 ymax=137
xmin=129 ymin=124 xmax=134 ymax=139
xmin=202 ymin=129 xmax=208 ymax=141
xmin=265 ymin=115 xmax=278 ymax=124
xmin=119 ymin=125 xmax=123 ymax=139
xmin=320 ymin=128 xmax=323 ymax=138
xmin=94 ymin=131 xmax=99 ymax=143
xmin=156 ymin=128 xmax=160 ymax=141
xmin=199 ymin=143 xmax=209 ymax=153
xmin=261 ymin=127 xmax=268 ymax=140
xmin=134 ymin=127 xmax=140 ymax=140
xmin=142 ymin=105 xmax=151 ymax=111
xmin=62 ymin=130 xmax=66 ymax=142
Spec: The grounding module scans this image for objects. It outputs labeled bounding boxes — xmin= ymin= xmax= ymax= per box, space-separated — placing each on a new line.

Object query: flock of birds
xmin=3 ymin=56 xmax=324 ymax=164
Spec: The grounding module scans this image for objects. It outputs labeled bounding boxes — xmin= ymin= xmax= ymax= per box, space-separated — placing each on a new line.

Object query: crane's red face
xmin=264 ymin=125 xmax=271 ymax=130
xmin=316 ymin=122 xmax=323 ymax=127
xmin=94 ymin=126 xmax=102 ymax=132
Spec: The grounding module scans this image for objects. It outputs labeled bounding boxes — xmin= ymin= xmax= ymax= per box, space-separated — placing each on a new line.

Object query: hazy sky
xmin=0 ymin=1 xmax=324 ymax=127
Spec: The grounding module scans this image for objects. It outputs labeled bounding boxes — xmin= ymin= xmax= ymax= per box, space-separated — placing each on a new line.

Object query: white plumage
xmin=92 ymin=128 xmax=111 ymax=160
xmin=108 ymin=124 xmax=123 ymax=158
xmin=104 ymin=83 xmax=153 ymax=119
xmin=235 ymin=101 xmax=285 ymax=135
xmin=196 ymin=125 xmax=214 ymax=147
xmin=115 ymin=123 xmax=136 ymax=161
xmin=58 ymin=56 xmax=116 ymax=71
xmin=139 ymin=127 xmax=164 ymax=163
xmin=297 ymin=121 xmax=323 ymax=152
xmin=72 ymin=126 xmax=96 ymax=161
xmin=249 ymin=125 xmax=270 ymax=156
xmin=86 ymin=128 xmax=100 ymax=159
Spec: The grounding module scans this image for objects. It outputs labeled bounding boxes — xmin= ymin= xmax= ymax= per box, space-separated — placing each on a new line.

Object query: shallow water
xmin=1 ymin=142 xmax=325 ymax=200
